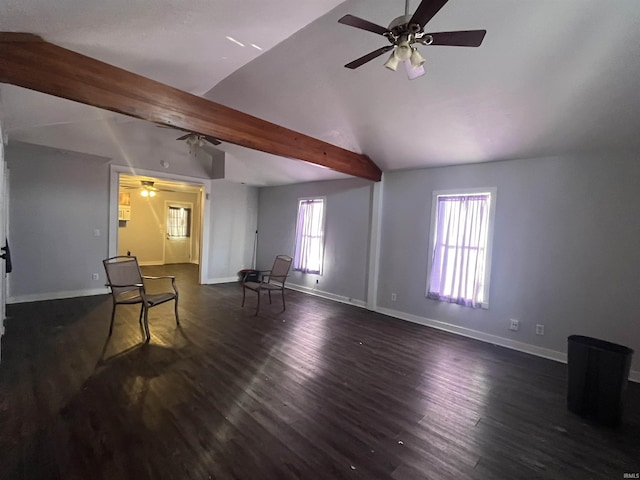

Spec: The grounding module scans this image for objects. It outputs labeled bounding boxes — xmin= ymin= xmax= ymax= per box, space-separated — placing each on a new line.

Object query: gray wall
xmin=6 ymin=142 xmax=258 ymax=298
xmin=7 ymin=142 xmax=110 ymax=300
xmin=206 ymin=179 xmax=259 ymax=282
xmin=257 ymin=178 xmax=373 ymax=304
xmin=379 ymin=152 xmax=640 ymax=372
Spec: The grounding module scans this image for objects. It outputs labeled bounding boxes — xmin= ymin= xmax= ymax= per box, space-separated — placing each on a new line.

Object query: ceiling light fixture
xmin=393 ymin=35 xmax=412 ymax=62
xmin=384 ymin=52 xmax=400 ymax=71
xmin=140 ymin=180 xmax=157 ymax=198
xmin=185 ymin=135 xmax=206 ymax=148
xmin=250 ymin=43 xmax=263 ymax=51
xmin=410 ymin=48 xmax=425 ymax=68
xmin=225 ymin=36 xmax=245 ymax=47
xmin=404 ymin=59 xmax=426 ymax=80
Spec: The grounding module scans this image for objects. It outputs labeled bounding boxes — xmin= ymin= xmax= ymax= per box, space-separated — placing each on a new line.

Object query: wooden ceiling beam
xmin=0 ymin=33 xmax=382 ymax=182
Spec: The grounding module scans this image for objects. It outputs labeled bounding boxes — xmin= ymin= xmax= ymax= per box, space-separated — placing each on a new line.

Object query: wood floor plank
xmin=0 ymin=263 xmax=638 ymax=479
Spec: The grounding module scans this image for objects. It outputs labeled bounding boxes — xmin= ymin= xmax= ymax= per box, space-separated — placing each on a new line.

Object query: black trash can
xmin=567 ymin=335 xmax=634 ymax=426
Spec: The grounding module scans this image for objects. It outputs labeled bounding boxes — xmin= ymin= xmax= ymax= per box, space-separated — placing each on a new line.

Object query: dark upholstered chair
xmin=242 ymin=255 xmax=292 ymax=315
xmin=103 ymin=256 xmax=179 ymax=342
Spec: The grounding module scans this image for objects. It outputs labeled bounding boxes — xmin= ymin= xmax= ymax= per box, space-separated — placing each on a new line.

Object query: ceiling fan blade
xmin=338 ymin=14 xmax=390 ymax=36
xmin=176 ymin=134 xmax=191 ymax=141
xmin=409 ymin=0 xmax=449 ymax=29
xmin=203 ymin=136 xmax=222 ymax=146
xmin=423 ymin=30 xmax=486 ymax=47
xmin=345 ymin=46 xmax=394 ymax=69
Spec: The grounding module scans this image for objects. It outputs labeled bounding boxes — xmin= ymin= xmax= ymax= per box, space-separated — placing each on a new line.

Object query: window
xmin=167 ymin=206 xmax=191 ymax=238
xmin=293 ymin=198 xmax=325 ymax=274
xmin=426 ymin=188 xmax=496 ymax=308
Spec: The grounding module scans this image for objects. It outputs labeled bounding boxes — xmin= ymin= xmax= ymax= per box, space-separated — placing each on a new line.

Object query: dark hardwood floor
xmin=0 ymin=263 xmax=638 ymax=479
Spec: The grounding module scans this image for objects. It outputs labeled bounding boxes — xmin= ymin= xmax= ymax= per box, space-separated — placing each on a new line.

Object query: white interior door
xmin=164 ymin=201 xmax=192 ymax=264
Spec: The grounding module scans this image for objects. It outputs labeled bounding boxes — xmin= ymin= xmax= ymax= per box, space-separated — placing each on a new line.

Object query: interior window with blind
xmin=167 ymin=206 xmax=191 ymax=238
xmin=293 ymin=198 xmax=325 ymax=274
xmin=426 ymin=188 xmax=496 ymax=308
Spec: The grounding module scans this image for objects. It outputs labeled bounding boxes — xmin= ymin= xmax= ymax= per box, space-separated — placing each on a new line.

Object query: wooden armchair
xmin=242 ymin=255 xmax=292 ymax=315
xmin=103 ymin=256 xmax=179 ymax=342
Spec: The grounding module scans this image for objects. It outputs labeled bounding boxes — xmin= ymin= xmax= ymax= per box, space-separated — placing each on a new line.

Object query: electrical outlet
xmin=509 ymin=319 xmax=519 ymax=331
xmin=92 ymin=273 xmax=99 ymax=281
xmin=391 ymin=293 xmax=397 ymax=301
xmin=536 ymin=324 xmax=545 ymax=335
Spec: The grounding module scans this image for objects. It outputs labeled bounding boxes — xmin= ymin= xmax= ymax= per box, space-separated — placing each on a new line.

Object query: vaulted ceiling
xmin=2 ymin=0 xmax=640 ymax=185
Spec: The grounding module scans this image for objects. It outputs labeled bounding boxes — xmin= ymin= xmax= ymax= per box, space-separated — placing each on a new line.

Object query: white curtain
xmin=167 ymin=207 xmax=189 ymax=237
xmin=427 ymin=194 xmax=489 ymax=308
xmin=293 ymin=199 xmax=325 ymax=274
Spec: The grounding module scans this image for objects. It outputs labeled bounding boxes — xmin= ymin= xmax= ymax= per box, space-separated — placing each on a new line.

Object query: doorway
xmin=164 ymin=201 xmax=193 ymax=264
xmin=116 ymin=173 xmax=205 ymax=277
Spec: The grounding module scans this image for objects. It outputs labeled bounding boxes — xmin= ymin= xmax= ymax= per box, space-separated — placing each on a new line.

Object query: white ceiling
xmin=2 ymin=0 xmax=640 ymax=185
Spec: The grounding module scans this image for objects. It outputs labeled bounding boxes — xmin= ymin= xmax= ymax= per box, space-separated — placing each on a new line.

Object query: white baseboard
xmin=8 ymin=287 xmax=108 ymax=304
xmin=376 ymin=306 xmax=640 ymax=384
xmin=205 ymin=276 xmax=239 ymax=285
xmin=287 ymin=283 xmax=367 ymax=309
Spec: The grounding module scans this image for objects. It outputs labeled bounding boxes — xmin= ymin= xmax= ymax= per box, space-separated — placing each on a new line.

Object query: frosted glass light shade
xmin=384 ymin=52 xmax=399 ymax=71
xmin=404 ymin=60 xmax=426 ymax=80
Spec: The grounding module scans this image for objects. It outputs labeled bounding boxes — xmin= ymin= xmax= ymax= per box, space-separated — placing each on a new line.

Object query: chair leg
xmin=242 ymin=285 xmax=246 ymax=307
xmin=174 ymin=297 xmax=180 ymax=326
xmin=268 ymin=290 xmax=272 ymax=304
xmin=138 ymin=305 xmax=144 ymax=325
xmin=109 ymin=304 xmax=117 ymax=336
xmin=143 ymin=306 xmax=151 ymax=343
xmin=282 ymin=288 xmax=286 ymax=311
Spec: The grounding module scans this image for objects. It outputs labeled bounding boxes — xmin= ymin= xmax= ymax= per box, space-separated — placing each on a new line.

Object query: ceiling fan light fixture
xmin=393 ymin=36 xmax=412 ymax=62
xmin=141 ymin=189 xmax=149 ymax=197
xmin=410 ymin=48 xmax=425 ymax=68
xmin=384 ymin=52 xmax=400 ymax=71
xmin=404 ymin=59 xmax=426 ymax=80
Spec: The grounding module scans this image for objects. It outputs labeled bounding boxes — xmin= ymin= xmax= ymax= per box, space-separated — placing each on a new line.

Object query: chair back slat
xmin=103 ymin=256 xmax=143 ymax=296
xmin=269 ymin=255 xmax=292 ymax=285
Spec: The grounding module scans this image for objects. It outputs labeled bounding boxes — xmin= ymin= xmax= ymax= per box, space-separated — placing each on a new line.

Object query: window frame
xmin=293 ymin=196 xmax=327 ymax=275
xmin=426 ymin=187 xmax=497 ymax=309
xmin=167 ymin=205 xmax=192 ymax=238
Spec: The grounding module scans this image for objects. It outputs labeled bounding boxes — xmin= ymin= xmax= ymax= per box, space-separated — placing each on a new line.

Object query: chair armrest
xmin=259 ymin=270 xmax=274 ymax=282
xmin=142 ymin=275 xmax=178 ymax=294
xmin=105 ymin=282 xmax=144 ymax=288
xmin=263 ymin=274 xmax=289 ymax=284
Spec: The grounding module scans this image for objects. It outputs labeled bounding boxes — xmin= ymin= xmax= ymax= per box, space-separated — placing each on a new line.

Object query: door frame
xmin=109 ymin=165 xmax=210 ymax=284
xmin=163 ymin=200 xmax=194 ymax=265
xmin=0 ymin=137 xmax=6 ymax=361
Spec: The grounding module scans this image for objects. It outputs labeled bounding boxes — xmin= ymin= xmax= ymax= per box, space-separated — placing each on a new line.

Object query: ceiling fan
xmin=123 ymin=180 xmax=175 ymax=197
xmin=338 ymin=0 xmax=486 ymax=79
xmin=157 ymin=125 xmax=221 ymax=147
